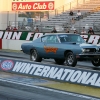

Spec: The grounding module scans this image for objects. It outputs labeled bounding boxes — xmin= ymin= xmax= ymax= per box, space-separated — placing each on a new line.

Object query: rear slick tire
xmin=30 ymin=49 xmax=42 ymax=62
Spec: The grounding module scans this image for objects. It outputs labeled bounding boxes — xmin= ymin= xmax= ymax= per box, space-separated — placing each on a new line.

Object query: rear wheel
xmin=30 ymin=49 xmax=42 ymax=62
xmin=91 ymin=58 xmax=100 ymax=67
xmin=65 ymin=52 xmax=77 ymax=67
xmin=54 ymin=59 xmax=65 ymax=65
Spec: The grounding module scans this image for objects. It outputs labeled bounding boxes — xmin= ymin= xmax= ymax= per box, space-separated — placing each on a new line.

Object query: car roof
xmin=44 ymin=33 xmax=79 ymax=36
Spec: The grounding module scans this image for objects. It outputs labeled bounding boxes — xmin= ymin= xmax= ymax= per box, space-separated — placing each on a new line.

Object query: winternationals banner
xmin=0 ymin=57 xmax=100 ymax=88
xmin=12 ymin=1 xmax=54 ymax=11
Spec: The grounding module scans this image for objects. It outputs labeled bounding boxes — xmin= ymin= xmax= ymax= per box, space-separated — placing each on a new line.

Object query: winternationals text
xmin=12 ymin=61 xmax=100 ymax=87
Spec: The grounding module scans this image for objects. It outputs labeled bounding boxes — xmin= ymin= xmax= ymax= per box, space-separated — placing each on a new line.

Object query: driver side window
xmin=41 ymin=35 xmax=59 ymax=43
xmin=47 ymin=35 xmax=59 ymax=43
xmin=41 ymin=36 xmax=48 ymax=42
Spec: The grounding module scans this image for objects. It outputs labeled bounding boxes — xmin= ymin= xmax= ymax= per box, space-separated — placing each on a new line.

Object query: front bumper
xmin=76 ymin=53 xmax=100 ymax=59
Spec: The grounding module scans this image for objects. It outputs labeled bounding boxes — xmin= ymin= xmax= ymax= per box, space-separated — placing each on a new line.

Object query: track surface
xmin=0 ymin=85 xmax=96 ymax=100
xmin=0 ymin=50 xmax=100 ymax=100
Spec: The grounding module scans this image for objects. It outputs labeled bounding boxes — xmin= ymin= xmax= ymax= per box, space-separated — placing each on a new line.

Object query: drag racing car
xmin=21 ymin=33 xmax=100 ymax=67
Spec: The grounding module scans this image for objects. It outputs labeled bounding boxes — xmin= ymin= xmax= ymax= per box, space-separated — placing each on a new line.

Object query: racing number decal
xmin=44 ymin=46 xmax=58 ymax=53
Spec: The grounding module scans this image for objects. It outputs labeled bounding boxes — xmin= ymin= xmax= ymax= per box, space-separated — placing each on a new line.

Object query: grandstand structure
xmin=35 ymin=0 xmax=100 ymax=33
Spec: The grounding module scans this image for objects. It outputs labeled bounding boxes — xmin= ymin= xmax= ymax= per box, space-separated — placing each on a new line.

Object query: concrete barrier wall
xmin=0 ymin=31 xmax=44 ymax=50
xmin=2 ymin=39 xmax=31 ymax=50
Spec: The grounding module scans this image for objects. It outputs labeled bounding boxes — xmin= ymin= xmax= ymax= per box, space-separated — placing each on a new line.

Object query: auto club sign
xmin=12 ymin=1 xmax=54 ymax=11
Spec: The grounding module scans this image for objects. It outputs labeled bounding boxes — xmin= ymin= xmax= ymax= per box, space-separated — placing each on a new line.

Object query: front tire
xmin=30 ymin=49 xmax=42 ymax=62
xmin=91 ymin=58 xmax=100 ymax=67
xmin=54 ymin=59 xmax=65 ymax=65
xmin=65 ymin=52 xmax=77 ymax=67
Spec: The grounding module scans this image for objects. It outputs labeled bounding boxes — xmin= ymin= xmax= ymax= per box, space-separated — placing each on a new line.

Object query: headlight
xmin=82 ymin=48 xmax=90 ymax=53
xmin=96 ymin=47 xmax=99 ymax=51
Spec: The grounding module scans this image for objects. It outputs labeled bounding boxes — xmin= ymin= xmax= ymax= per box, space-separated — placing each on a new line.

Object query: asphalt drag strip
xmin=0 ymin=71 xmax=100 ymax=100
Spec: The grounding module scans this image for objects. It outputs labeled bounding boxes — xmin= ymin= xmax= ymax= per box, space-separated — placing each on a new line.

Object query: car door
xmin=38 ymin=35 xmax=49 ymax=57
xmin=43 ymin=35 xmax=62 ymax=58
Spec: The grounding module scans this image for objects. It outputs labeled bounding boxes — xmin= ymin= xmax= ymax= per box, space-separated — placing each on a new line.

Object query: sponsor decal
xmin=0 ymin=60 xmax=14 ymax=71
xmin=44 ymin=46 xmax=58 ymax=53
xmin=12 ymin=1 xmax=54 ymax=11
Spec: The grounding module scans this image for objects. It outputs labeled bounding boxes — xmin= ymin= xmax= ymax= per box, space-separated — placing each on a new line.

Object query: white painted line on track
xmin=0 ymin=78 xmax=99 ymax=100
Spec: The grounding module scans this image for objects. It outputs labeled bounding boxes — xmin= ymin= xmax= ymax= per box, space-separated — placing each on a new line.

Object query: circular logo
xmin=12 ymin=3 xmax=17 ymax=10
xmin=48 ymin=2 xmax=54 ymax=10
xmin=1 ymin=60 xmax=14 ymax=71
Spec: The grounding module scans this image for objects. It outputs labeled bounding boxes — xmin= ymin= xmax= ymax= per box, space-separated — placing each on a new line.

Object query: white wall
xmin=2 ymin=32 xmax=44 ymax=50
xmin=0 ymin=12 xmax=8 ymax=30
xmin=0 ymin=11 xmax=18 ymax=30
xmin=2 ymin=39 xmax=31 ymax=50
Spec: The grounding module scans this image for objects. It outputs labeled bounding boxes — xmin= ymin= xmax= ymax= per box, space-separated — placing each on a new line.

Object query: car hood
xmin=62 ymin=42 xmax=98 ymax=48
xmin=80 ymin=43 xmax=97 ymax=48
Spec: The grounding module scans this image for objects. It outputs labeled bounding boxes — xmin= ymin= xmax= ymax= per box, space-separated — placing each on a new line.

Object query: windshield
xmin=58 ymin=34 xmax=86 ymax=43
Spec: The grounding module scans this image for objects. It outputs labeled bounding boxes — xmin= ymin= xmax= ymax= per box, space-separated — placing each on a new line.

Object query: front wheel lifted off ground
xmin=65 ymin=52 xmax=77 ymax=67
xmin=30 ymin=49 xmax=42 ymax=62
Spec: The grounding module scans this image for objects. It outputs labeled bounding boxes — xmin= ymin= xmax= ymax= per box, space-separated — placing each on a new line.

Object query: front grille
xmin=86 ymin=48 xmax=96 ymax=52
xmin=89 ymin=48 xmax=96 ymax=52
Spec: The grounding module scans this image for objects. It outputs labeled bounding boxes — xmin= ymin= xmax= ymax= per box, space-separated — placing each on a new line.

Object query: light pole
xmin=7 ymin=11 xmax=9 ymax=27
xmin=15 ymin=11 xmax=17 ymax=27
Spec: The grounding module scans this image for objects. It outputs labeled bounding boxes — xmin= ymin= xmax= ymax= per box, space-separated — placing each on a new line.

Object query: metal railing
xmin=48 ymin=0 xmax=91 ymax=18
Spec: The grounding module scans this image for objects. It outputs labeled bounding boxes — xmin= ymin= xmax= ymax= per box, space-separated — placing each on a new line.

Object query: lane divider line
xmin=0 ymin=78 xmax=99 ymax=100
